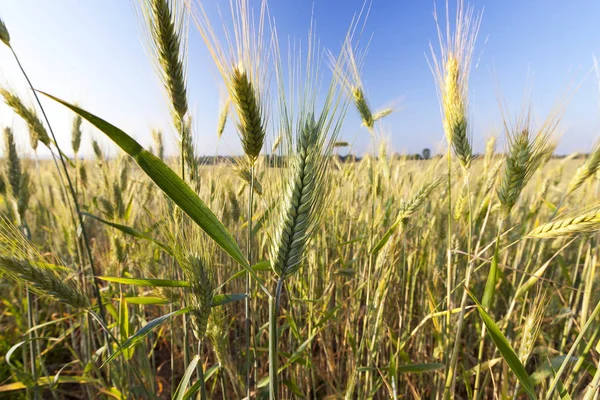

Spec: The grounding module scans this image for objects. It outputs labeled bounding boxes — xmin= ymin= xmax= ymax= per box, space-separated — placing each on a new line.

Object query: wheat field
xmin=0 ymin=0 xmax=599 ymax=399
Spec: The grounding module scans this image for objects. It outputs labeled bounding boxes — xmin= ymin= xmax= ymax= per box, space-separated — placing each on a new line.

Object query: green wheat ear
xmin=352 ymin=86 xmax=374 ymax=131
xmin=139 ymin=0 xmax=197 ymax=182
xmin=71 ymin=114 xmax=82 ymax=155
xmin=0 ymin=218 xmax=89 ymax=309
xmin=143 ymin=0 xmax=188 ymax=123
xmin=0 ymin=17 xmax=10 ymax=47
xmin=0 ymin=88 xmax=51 ymax=150
xmin=497 ymin=129 xmax=531 ymax=217
xmin=231 ymin=65 xmax=266 ymax=162
xmin=0 ymin=256 xmax=90 ymax=309
xmin=3 ymin=127 xmax=30 ymax=225
xmin=191 ymin=0 xmax=269 ymax=165
xmin=152 ymin=129 xmax=165 ymax=160
xmin=497 ymin=98 xmax=561 ymax=218
xmin=270 ymin=115 xmax=321 ymax=278
xmin=187 ymin=254 xmax=214 ymax=341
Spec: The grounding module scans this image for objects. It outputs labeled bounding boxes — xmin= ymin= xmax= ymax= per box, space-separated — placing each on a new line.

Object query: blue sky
xmin=0 ymin=0 xmax=599 ymax=158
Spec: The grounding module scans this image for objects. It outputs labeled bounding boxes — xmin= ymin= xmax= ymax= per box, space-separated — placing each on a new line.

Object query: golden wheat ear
xmin=428 ymin=0 xmax=481 ymax=169
xmin=566 ymin=140 xmax=600 ymax=195
xmin=527 ymin=206 xmax=600 ymax=238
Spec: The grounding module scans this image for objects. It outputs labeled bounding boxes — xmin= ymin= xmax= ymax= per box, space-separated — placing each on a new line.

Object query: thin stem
xmin=269 ymin=278 xmax=284 ymax=400
xmin=245 ymin=163 xmax=255 ymax=398
xmin=443 ymin=145 xmax=453 ymax=395
xmin=547 ymin=299 xmax=600 ymax=398
xmin=86 ymin=310 xmax=152 ymax=399
xmin=26 ymin=288 xmax=40 ymax=400
xmin=181 ymin=119 xmax=186 ymax=182
xmin=473 ymin=223 xmax=502 ymax=399
xmin=9 ymin=46 xmax=106 ymax=324
xmin=197 ymin=341 xmax=207 ymax=400
xmin=444 ymin=170 xmax=474 ymax=398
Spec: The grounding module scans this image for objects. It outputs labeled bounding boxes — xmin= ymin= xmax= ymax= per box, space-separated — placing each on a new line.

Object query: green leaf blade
xmin=101 ymin=306 xmax=192 ymax=367
xmin=98 ymin=276 xmax=190 ymax=288
xmin=40 ymin=92 xmax=248 ymax=269
xmin=467 ymin=291 xmax=537 ymax=400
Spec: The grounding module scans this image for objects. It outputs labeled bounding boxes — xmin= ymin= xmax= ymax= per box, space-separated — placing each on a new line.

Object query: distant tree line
xmin=193 ymin=148 xmax=587 ymax=166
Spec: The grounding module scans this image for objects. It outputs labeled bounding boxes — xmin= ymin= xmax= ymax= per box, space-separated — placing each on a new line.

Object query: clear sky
xmin=0 ymin=0 xmax=599 ymax=158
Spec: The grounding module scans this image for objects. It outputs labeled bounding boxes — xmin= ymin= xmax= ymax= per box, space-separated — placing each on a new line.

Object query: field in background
xmin=1 ymin=154 xmax=599 ymax=398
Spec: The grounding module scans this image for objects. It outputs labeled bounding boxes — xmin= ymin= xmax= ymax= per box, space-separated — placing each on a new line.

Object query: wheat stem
xmin=9 ymin=47 xmax=107 ymax=324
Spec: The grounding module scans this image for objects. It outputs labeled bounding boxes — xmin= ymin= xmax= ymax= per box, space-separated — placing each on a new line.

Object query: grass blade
xmin=101 ymin=306 xmax=192 ymax=367
xmin=467 ymin=290 xmax=537 ymax=399
xmin=397 ymin=363 xmax=445 ymax=373
xmin=98 ymin=276 xmax=190 ymax=287
xmin=211 ymin=293 xmax=247 ymax=307
xmin=482 ymin=239 xmax=500 ymax=309
xmin=124 ymin=296 xmax=170 ymax=305
xmin=174 ymin=355 xmax=200 ymax=400
xmin=82 ymin=212 xmax=173 ymax=255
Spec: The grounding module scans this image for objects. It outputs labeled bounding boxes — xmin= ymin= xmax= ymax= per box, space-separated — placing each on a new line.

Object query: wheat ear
xmin=497 ymin=99 xmax=560 ymax=218
xmin=0 ymin=256 xmax=89 ymax=309
xmin=71 ymin=114 xmax=82 ymax=155
xmin=217 ymin=98 xmax=230 ymax=139
xmin=179 ymin=253 xmax=214 ymax=340
xmin=566 ymin=141 xmax=600 ymax=195
xmin=0 ymin=17 xmax=10 ymax=47
xmin=428 ymin=0 xmax=481 ymax=169
xmin=0 ymin=88 xmax=51 ymax=150
xmin=231 ymin=65 xmax=266 ymax=162
xmin=527 ymin=206 xmax=600 ymax=238
xmin=270 ymin=116 xmax=323 ymax=278
xmin=0 ymin=219 xmax=89 ymax=308
xmin=3 ymin=127 xmax=30 ymax=223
